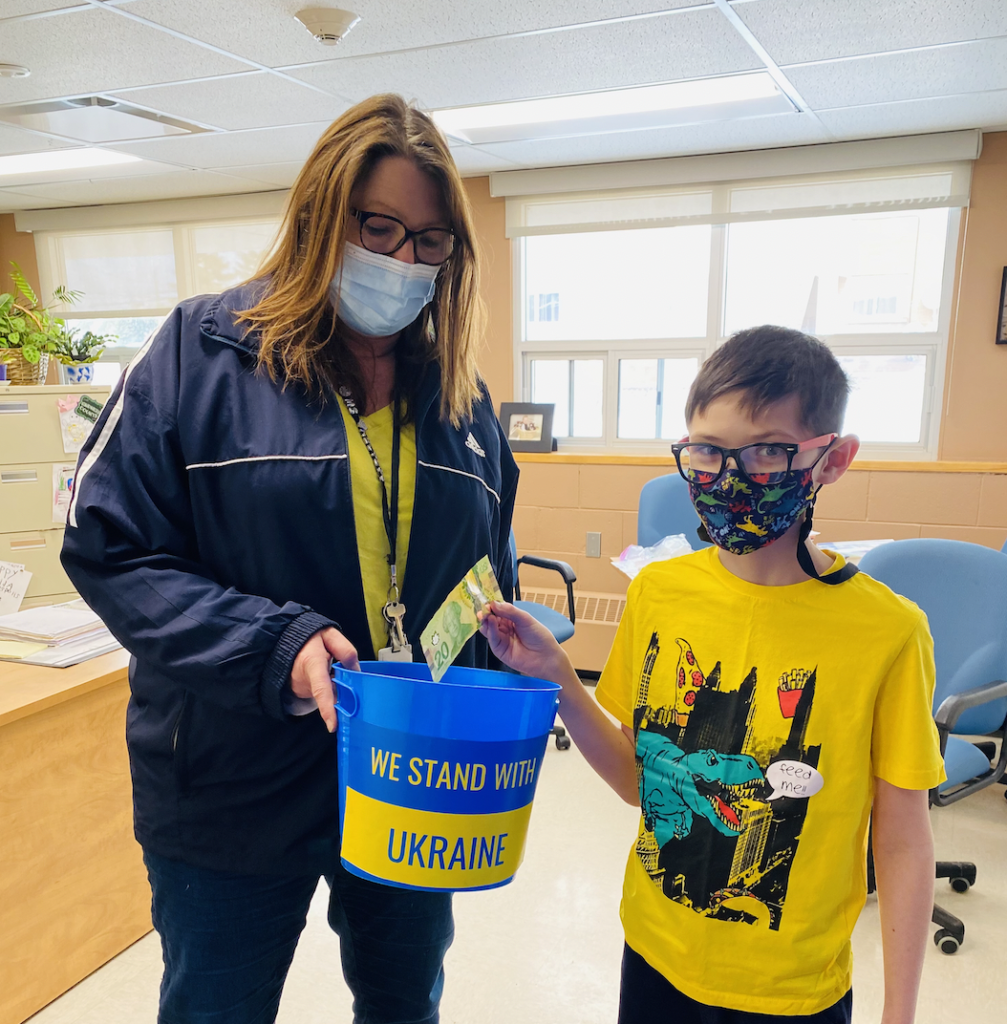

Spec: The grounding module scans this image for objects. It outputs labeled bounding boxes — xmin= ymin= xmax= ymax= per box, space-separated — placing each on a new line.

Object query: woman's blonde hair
xmin=240 ymin=94 xmax=484 ymax=425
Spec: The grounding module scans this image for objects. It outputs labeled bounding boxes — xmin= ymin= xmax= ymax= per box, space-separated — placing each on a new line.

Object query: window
xmin=511 ymin=158 xmax=966 ymax=457
xmin=530 ymin=357 xmax=604 ymax=438
xmin=36 ymin=218 xmax=280 ymax=378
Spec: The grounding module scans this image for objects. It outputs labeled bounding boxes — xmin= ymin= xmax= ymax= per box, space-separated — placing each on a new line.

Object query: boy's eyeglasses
xmin=670 ymin=433 xmax=837 ymax=488
xmin=351 ymin=208 xmax=455 ymax=265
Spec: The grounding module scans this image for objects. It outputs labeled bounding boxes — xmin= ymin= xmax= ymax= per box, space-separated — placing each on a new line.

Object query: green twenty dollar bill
xmin=421 ymin=555 xmax=503 ymax=682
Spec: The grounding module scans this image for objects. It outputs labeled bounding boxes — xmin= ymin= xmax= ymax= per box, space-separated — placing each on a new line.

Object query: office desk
xmin=0 ymin=649 xmax=152 ymax=1024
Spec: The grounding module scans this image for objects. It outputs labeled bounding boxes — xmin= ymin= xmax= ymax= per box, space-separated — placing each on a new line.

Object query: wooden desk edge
xmin=0 ymin=649 xmax=131 ymax=728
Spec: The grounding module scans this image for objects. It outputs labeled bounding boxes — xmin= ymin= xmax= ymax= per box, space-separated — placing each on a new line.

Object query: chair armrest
xmin=515 ymin=555 xmax=578 ymax=624
xmin=934 ymin=679 xmax=1007 ymax=737
xmin=517 ymin=555 xmax=577 ymax=584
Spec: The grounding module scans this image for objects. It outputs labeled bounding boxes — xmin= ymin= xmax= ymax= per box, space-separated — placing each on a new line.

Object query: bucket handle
xmin=332 ymin=667 xmax=359 ymax=718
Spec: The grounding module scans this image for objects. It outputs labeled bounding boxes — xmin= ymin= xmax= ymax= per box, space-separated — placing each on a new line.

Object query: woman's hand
xmin=290 ymin=627 xmax=360 ymax=732
xmin=479 ymin=601 xmax=566 ymax=680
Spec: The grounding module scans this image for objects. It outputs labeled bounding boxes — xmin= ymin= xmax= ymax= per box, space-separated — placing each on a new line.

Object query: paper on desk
xmin=52 ymin=462 xmax=76 ymax=524
xmin=0 ymin=561 xmax=32 ymax=616
xmin=0 ymin=639 xmax=48 ymax=659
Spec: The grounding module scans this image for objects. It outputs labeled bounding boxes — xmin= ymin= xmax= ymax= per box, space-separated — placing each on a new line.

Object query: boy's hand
xmin=480 ymin=601 xmax=566 ymax=679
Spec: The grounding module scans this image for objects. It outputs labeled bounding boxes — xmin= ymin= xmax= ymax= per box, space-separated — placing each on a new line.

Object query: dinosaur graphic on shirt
xmin=632 ymin=633 xmax=822 ymax=930
xmin=637 ymin=729 xmax=765 ymax=847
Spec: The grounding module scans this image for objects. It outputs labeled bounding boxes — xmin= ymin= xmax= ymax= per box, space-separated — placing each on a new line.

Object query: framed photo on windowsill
xmin=997 ymin=267 xmax=1007 ymax=345
xmin=499 ymin=402 xmax=556 ymax=453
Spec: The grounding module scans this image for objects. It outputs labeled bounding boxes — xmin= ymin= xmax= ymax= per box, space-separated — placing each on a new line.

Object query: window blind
xmin=505 ymin=162 xmax=973 ymax=238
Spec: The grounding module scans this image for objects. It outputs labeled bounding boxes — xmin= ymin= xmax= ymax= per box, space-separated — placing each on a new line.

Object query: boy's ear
xmin=817 ymin=434 xmax=860 ymax=485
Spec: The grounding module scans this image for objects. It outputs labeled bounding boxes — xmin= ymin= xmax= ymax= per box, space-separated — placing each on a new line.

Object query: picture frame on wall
xmin=997 ymin=267 xmax=1007 ymax=345
xmin=499 ymin=402 xmax=555 ymax=453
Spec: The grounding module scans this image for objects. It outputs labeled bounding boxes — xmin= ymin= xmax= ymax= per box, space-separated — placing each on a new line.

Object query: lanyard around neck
xmin=339 ymin=388 xmax=402 ymax=602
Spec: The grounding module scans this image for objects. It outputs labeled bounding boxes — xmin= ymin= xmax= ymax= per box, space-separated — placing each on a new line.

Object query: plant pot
xmin=0 ymin=349 xmax=49 ymax=385
xmin=63 ymin=362 xmax=95 ymax=384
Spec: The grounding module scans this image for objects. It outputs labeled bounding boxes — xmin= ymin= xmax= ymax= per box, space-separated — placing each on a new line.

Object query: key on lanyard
xmin=379 ymin=600 xmax=412 ymax=662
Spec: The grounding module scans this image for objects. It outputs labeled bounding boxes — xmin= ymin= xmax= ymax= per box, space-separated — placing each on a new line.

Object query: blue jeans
xmin=143 ymin=850 xmax=454 ymax=1024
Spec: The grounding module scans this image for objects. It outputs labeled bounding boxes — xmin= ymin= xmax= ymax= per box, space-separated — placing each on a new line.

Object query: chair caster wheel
xmin=934 ymin=930 xmax=961 ymax=955
xmin=950 ymin=876 xmax=971 ymax=893
xmin=555 ymin=734 xmax=571 ymax=750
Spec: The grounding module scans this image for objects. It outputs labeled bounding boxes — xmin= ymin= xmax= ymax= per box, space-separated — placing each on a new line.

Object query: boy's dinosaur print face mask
xmin=689 ymin=467 xmax=817 ymax=555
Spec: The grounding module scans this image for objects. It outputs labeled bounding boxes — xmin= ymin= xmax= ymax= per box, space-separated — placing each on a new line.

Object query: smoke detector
xmin=294 ymin=7 xmax=360 ymax=45
xmin=0 ymin=64 xmax=30 ymax=79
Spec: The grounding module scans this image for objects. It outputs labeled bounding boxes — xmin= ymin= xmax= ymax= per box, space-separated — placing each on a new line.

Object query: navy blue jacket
xmin=61 ymin=284 xmax=518 ymax=875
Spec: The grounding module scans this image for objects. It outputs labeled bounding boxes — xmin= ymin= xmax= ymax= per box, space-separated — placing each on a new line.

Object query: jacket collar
xmin=199 ymin=281 xmax=450 ymax=425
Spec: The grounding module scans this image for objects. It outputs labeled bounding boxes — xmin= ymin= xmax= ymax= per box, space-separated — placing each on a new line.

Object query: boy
xmin=482 ymin=326 xmax=944 ymax=1024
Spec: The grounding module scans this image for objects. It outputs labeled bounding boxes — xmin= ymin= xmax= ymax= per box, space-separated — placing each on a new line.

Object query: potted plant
xmin=0 ymin=262 xmax=77 ymax=385
xmin=54 ymin=328 xmax=116 ymax=383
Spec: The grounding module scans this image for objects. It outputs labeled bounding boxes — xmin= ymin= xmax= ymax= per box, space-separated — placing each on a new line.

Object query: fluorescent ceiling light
xmin=0 ymin=148 xmax=141 ymax=177
xmin=0 ymin=98 xmax=204 ymax=143
xmin=434 ymin=73 xmax=795 ymax=145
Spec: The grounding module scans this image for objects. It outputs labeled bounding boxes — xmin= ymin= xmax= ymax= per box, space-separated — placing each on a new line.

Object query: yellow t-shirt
xmin=338 ymin=397 xmax=417 ymax=658
xmin=596 ymin=545 xmax=945 ymax=1016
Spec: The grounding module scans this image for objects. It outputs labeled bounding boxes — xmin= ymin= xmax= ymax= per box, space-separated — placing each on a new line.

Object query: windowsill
xmin=512 ymin=453 xmax=1007 ymax=474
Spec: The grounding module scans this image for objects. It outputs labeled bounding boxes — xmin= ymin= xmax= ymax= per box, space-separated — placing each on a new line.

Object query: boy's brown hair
xmin=686 ymin=325 xmax=850 ymax=435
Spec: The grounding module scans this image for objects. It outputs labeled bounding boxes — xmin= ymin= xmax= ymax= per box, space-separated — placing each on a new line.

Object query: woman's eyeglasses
xmin=670 ymin=434 xmax=837 ymax=488
xmin=351 ymin=209 xmax=455 ymax=265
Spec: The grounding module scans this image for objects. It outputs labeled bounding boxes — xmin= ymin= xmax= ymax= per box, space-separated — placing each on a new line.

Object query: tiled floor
xmin=27 ymin=731 xmax=1007 ymax=1024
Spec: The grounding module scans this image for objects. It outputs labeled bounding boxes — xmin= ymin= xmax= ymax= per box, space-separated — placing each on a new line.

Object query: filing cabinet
xmin=0 ymin=384 xmax=111 ymax=605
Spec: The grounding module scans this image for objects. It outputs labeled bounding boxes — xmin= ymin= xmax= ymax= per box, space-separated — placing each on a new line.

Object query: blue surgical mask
xmin=330 ymin=242 xmax=439 ymax=337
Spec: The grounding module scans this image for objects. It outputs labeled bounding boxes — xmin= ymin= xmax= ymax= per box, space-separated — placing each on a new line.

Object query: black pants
xmin=618 ymin=945 xmax=853 ymax=1024
xmin=144 ymin=849 xmax=454 ymax=1024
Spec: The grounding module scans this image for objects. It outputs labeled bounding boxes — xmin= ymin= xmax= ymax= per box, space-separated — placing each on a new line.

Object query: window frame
xmin=515 ymin=210 xmax=961 ymax=459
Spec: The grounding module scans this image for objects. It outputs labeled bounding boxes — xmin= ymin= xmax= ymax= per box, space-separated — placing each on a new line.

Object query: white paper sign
xmin=57 ymin=396 xmax=92 ymax=455
xmin=53 ymin=463 xmax=76 ymax=524
xmin=0 ymin=560 xmax=32 ymax=616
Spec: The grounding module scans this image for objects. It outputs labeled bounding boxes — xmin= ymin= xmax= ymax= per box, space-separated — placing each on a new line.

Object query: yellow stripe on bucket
xmin=341 ymin=787 xmax=534 ymax=890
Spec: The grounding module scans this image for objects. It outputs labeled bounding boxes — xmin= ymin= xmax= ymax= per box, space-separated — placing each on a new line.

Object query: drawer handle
xmin=1 ymin=470 xmax=38 ymax=484
xmin=10 ymin=537 xmax=46 ymax=550
xmin=0 ymin=401 xmax=30 ymax=414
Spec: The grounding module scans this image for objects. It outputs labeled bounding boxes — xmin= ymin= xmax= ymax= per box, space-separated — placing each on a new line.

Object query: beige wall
xmin=941 ymin=132 xmax=1007 ymax=460
xmin=0 ymin=213 xmax=57 ymax=383
xmin=0 ymin=213 xmax=42 ymax=299
xmin=464 ymin=177 xmax=514 ymax=405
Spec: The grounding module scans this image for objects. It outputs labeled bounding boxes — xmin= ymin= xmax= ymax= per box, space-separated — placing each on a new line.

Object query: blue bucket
xmin=331 ymin=661 xmax=561 ymax=892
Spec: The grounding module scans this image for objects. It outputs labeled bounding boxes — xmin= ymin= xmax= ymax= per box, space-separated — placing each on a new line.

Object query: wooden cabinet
xmin=0 ymin=651 xmax=151 ymax=1024
xmin=0 ymin=384 xmax=111 ymax=605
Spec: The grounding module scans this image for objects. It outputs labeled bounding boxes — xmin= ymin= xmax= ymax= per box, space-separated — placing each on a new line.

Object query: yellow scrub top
xmin=338 ymin=396 xmax=417 ymax=657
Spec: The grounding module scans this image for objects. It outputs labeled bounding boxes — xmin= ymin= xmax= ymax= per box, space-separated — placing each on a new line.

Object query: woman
xmin=61 ymin=94 xmax=518 ymax=1024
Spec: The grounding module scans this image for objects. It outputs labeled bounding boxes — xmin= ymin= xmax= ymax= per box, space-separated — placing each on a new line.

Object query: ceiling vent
xmin=0 ymin=97 xmax=208 ymax=143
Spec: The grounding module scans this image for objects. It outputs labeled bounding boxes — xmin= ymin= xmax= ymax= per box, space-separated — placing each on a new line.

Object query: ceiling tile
xmin=0 ymin=189 xmax=76 ymax=213
xmin=817 ymin=90 xmax=1007 ymax=140
xmin=448 ymin=145 xmax=521 ymax=175
xmin=0 ymin=156 xmax=209 ymax=189
xmin=473 ymin=112 xmax=830 ymax=169
xmin=8 ymin=168 xmax=274 ymax=204
xmin=0 ymin=6 xmax=250 ymax=105
xmin=217 ymin=161 xmax=304 ymax=188
xmin=737 ymin=0 xmax=1007 ymax=65
xmin=288 ymin=8 xmax=761 ymax=109
xmin=105 ymin=122 xmax=330 ymax=168
xmin=787 ymin=38 xmax=1007 ymax=109
xmin=0 ymin=124 xmax=74 ymax=156
xmin=110 ymin=73 xmax=349 ymax=131
xmin=0 ymin=1 xmax=87 ymax=18
xmin=124 ymin=1 xmax=709 ymax=68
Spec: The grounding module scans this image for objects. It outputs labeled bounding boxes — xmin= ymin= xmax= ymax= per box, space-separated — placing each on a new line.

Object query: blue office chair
xmin=859 ymin=538 xmax=1007 ymax=954
xmin=637 ymin=473 xmax=711 ymax=550
xmin=509 ymin=532 xmax=576 ymax=749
